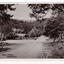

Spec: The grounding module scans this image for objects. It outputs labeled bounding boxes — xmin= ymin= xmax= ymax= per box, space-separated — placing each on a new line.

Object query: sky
xmin=8 ymin=4 xmax=52 ymax=21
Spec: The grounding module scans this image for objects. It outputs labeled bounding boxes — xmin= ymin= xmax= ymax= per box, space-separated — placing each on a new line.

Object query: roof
xmin=17 ymin=34 xmax=26 ymax=36
xmin=28 ymin=27 xmax=40 ymax=37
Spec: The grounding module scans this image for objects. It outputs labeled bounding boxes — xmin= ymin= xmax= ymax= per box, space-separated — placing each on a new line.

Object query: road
xmin=0 ymin=35 xmax=49 ymax=58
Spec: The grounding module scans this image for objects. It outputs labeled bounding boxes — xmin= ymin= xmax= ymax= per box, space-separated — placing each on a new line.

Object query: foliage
xmin=28 ymin=27 xmax=42 ymax=37
xmin=0 ymin=25 xmax=13 ymax=36
xmin=0 ymin=4 xmax=16 ymax=48
xmin=28 ymin=4 xmax=50 ymax=21
xmin=43 ymin=16 xmax=64 ymax=42
xmin=0 ymin=4 xmax=16 ymax=24
xmin=28 ymin=4 xmax=64 ymax=40
xmin=28 ymin=4 xmax=64 ymax=20
xmin=6 ymin=32 xmax=18 ymax=39
xmin=0 ymin=4 xmax=16 ymax=38
xmin=10 ymin=19 xmax=45 ymax=34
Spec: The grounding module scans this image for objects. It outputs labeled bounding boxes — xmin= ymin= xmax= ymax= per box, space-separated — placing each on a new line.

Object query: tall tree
xmin=28 ymin=4 xmax=64 ymax=42
xmin=0 ymin=4 xmax=16 ymax=48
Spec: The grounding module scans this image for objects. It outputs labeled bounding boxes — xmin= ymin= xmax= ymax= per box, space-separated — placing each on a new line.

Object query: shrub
xmin=6 ymin=32 xmax=18 ymax=40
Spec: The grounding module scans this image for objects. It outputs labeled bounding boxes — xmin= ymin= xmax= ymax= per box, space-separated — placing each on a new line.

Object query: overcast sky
xmin=8 ymin=4 xmax=52 ymax=20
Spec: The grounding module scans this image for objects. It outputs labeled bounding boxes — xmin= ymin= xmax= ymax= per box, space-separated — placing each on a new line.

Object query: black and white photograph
xmin=0 ymin=3 xmax=64 ymax=59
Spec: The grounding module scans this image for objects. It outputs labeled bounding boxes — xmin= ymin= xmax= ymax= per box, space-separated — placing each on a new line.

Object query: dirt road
xmin=0 ymin=36 xmax=49 ymax=58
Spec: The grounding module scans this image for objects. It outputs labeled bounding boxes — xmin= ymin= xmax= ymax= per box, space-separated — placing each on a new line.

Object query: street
xmin=0 ymin=36 xmax=49 ymax=58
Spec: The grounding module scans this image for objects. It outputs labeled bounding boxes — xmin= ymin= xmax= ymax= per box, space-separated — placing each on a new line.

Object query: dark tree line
xmin=9 ymin=19 xmax=45 ymax=34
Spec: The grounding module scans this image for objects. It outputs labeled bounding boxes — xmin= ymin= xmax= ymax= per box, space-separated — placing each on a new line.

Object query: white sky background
xmin=8 ymin=4 xmax=52 ymax=20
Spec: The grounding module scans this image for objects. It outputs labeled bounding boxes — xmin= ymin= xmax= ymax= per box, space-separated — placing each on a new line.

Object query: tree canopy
xmin=0 ymin=4 xmax=16 ymax=36
xmin=28 ymin=4 xmax=64 ymax=42
xmin=28 ymin=4 xmax=64 ymax=21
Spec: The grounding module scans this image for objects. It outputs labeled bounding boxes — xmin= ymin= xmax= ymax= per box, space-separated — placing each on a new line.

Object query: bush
xmin=43 ymin=31 xmax=49 ymax=37
xmin=6 ymin=32 xmax=18 ymax=40
xmin=0 ymin=37 xmax=6 ymax=41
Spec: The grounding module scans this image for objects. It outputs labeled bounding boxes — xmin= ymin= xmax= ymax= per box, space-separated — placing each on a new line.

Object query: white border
xmin=0 ymin=0 xmax=64 ymax=64
xmin=0 ymin=59 xmax=64 ymax=64
xmin=0 ymin=0 xmax=64 ymax=3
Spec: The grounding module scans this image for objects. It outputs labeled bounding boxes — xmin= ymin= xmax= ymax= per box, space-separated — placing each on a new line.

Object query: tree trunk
xmin=53 ymin=38 xmax=56 ymax=43
xmin=1 ymin=34 xmax=4 ymax=49
xmin=60 ymin=31 xmax=62 ymax=43
xmin=1 ymin=42 xmax=3 ymax=49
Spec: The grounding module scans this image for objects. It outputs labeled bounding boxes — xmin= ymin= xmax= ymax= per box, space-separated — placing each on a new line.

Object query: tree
xmin=44 ymin=19 xmax=59 ymax=42
xmin=0 ymin=4 xmax=16 ymax=48
xmin=28 ymin=4 xmax=64 ymax=42
xmin=43 ymin=16 xmax=64 ymax=42
xmin=28 ymin=4 xmax=64 ymax=20
xmin=28 ymin=4 xmax=51 ymax=22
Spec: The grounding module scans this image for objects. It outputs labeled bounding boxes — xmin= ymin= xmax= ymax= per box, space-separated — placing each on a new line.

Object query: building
xmin=16 ymin=34 xmax=26 ymax=39
xmin=28 ymin=27 xmax=42 ymax=37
